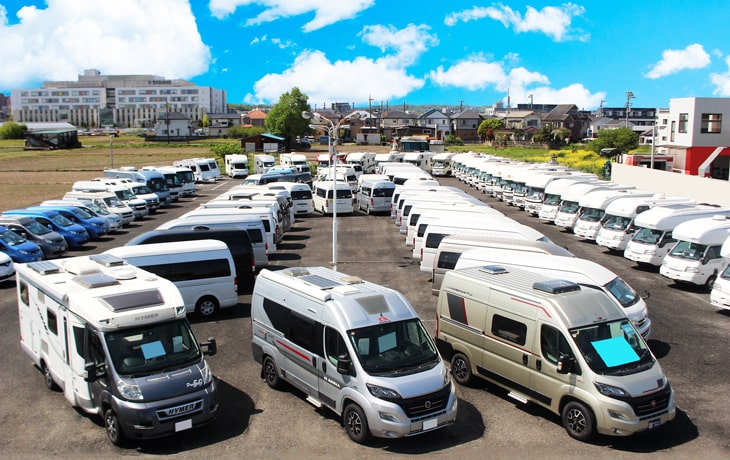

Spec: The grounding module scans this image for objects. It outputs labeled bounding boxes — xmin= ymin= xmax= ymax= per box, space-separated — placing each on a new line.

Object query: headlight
xmin=685 ymin=267 xmax=699 ymax=273
xmin=200 ymin=360 xmax=213 ymax=385
xmin=19 ymin=249 xmax=32 ymax=254
xmin=44 ymin=238 xmax=55 ymax=244
xmin=594 ymin=382 xmax=629 ymax=398
xmin=443 ymin=366 xmax=452 ymax=387
xmin=117 ymin=379 xmax=143 ymax=400
xmin=367 ymin=383 xmax=402 ymax=400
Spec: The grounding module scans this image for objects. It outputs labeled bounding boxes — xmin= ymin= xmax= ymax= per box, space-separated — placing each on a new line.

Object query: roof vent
xmin=284 ymin=267 xmax=310 ymax=277
xmin=89 ymin=253 xmax=126 ymax=267
xmin=340 ymin=275 xmax=363 ymax=285
xmin=479 ymin=265 xmax=509 ymax=275
xmin=27 ymin=260 xmax=61 ymax=275
xmin=533 ymin=279 xmax=581 ymax=294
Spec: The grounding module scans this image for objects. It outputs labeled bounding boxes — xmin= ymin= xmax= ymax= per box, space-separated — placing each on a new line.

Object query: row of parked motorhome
xmin=450 ymin=152 xmax=730 ymax=304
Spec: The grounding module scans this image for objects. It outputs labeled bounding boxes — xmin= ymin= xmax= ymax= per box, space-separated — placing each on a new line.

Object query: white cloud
xmin=710 ymin=56 xmax=730 ymax=96
xmin=428 ymin=55 xmax=605 ymax=109
xmin=444 ymin=3 xmax=587 ymax=42
xmin=244 ymin=49 xmax=424 ymax=105
xmin=645 ymin=44 xmax=711 ymax=79
xmin=0 ymin=0 xmax=211 ymax=90
xmin=209 ymin=0 xmax=375 ymax=32
xmin=359 ymin=24 xmax=438 ymax=66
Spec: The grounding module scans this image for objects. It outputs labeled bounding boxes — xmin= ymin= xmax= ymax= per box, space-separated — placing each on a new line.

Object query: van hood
xmin=366 ymin=360 xmax=448 ymax=398
xmin=128 ymin=360 xmax=211 ymax=401
xmin=594 ymin=360 xmax=668 ymax=397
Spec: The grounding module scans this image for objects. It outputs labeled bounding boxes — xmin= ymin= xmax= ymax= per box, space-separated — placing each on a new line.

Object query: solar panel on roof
xmin=302 ymin=274 xmax=342 ymax=289
xmin=27 ymin=260 xmax=61 ymax=275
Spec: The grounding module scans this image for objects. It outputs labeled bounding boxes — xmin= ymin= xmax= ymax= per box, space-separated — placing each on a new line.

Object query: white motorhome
xmin=537 ymin=177 xmax=599 ymax=222
xmin=553 ymin=183 xmax=633 ymax=230
xmin=419 ymin=216 xmax=547 ymax=273
xmin=279 ymin=153 xmax=311 ymax=173
xmin=403 ymin=151 xmax=436 ymax=172
xmin=95 ymin=177 xmax=161 ymax=215
xmin=156 ymin=216 xmax=270 ymax=267
xmin=346 ymin=152 xmax=376 ymax=174
xmin=709 ymin=235 xmax=730 ymax=310
xmin=16 ymin=255 xmax=218 ymax=445
xmin=396 ymin=192 xmax=481 ymax=232
xmin=313 ymin=181 xmax=354 ymax=215
xmin=253 ymin=154 xmax=276 ymax=174
xmin=452 ymin=251 xmax=652 ymax=338
xmin=430 ymin=235 xmax=574 ymax=294
xmin=624 ymin=204 xmax=730 ymax=267
xmin=174 ymin=158 xmax=217 ymax=183
xmin=71 ymin=180 xmax=149 ymax=220
xmin=406 ymin=201 xmax=502 ymax=250
xmin=436 ymin=265 xmax=675 ymax=441
xmin=251 ymin=266 xmax=457 ymax=443
xmin=595 ymin=195 xmax=694 ymax=251
xmin=523 ymin=172 xmax=588 ymax=215
xmin=225 ymin=153 xmax=250 ymax=178
xmin=374 ymin=151 xmax=405 ymax=169
xmin=573 ymin=190 xmax=654 ymax=240
xmin=105 ymin=240 xmax=238 ymax=317
xmin=430 ymin=152 xmax=457 ymax=177
xmin=659 ymin=215 xmax=730 ymax=289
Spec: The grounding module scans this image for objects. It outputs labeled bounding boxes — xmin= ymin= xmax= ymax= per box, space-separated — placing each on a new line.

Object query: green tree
xmin=202 ymin=114 xmax=210 ymax=128
xmin=228 ymin=126 xmax=266 ymax=139
xmin=478 ymin=118 xmax=505 ymax=142
xmin=589 ymin=127 xmax=639 ymax=154
xmin=265 ymin=87 xmax=311 ymax=149
xmin=210 ymin=143 xmax=244 ymax=161
xmin=0 ymin=121 xmax=27 ymax=139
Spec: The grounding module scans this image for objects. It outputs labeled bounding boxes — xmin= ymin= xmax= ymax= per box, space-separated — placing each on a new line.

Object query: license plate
xmin=423 ymin=418 xmax=438 ymax=430
xmin=175 ymin=419 xmax=193 ymax=432
xmin=648 ymin=418 xmax=661 ymax=429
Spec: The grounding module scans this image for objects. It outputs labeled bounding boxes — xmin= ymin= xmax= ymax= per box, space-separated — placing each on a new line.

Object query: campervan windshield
xmin=570 ymin=319 xmax=654 ymax=376
xmin=105 ymin=318 xmax=203 ymax=376
xmin=348 ymin=318 xmax=440 ymax=376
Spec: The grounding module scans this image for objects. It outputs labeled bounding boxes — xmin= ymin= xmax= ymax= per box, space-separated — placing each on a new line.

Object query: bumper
xmin=595 ymin=391 xmax=676 ymax=437
xmin=659 ymin=264 xmax=707 ymax=285
xmin=623 ymin=247 xmax=662 ymax=266
xmin=596 ymin=233 xmax=628 ymax=250
xmin=366 ymin=388 xmax=458 ymax=439
xmin=710 ymin=288 xmax=730 ymax=309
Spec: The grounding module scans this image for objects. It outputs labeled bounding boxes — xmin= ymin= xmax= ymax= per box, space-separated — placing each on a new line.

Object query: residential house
xmin=417 ymin=108 xmax=451 ymax=140
xmin=450 ymin=110 xmax=482 ymax=142
xmin=242 ymin=108 xmax=267 ymax=128
xmin=542 ymin=104 xmax=590 ymax=143
xmin=380 ymin=110 xmax=418 ymax=139
xmin=153 ymin=111 xmax=192 ymax=138
xmin=208 ymin=112 xmax=241 ymax=137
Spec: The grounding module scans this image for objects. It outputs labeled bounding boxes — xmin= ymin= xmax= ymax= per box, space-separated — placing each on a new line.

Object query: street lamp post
xmin=625 ymin=91 xmax=635 ymax=128
xmin=301 ymin=110 xmax=359 ymax=270
xmin=109 ymin=134 xmax=114 ymax=169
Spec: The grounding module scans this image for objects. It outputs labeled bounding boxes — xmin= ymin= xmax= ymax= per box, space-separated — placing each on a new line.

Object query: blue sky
xmin=2 ymin=0 xmax=730 ymax=111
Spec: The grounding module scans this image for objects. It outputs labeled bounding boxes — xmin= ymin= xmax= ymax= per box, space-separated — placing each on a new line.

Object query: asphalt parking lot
xmin=1 ymin=176 xmax=729 ymax=458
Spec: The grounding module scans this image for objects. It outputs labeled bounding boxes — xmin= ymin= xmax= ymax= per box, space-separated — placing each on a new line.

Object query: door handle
xmin=536 ymin=359 xmax=542 ymax=371
xmin=522 ymin=354 xmax=528 ymax=366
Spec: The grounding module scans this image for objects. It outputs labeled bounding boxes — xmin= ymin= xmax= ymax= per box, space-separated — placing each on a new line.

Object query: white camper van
xmin=572 ymin=190 xmax=654 ymax=240
xmin=553 ymin=183 xmax=633 ymax=230
xmin=436 ymin=265 xmax=675 ymax=441
xmin=16 ymin=255 xmax=218 ymax=445
xmin=225 ymin=153 xmax=250 ymax=178
xmin=537 ymin=177 xmax=600 ymax=222
xmin=710 ymin=235 xmax=730 ymax=310
xmin=63 ymin=190 xmax=135 ymax=226
xmin=173 ymin=158 xmax=217 ymax=183
xmin=251 ymin=266 xmax=457 ymax=443
xmin=430 ymin=152 xmax=457 ymax=177
xmin=253 ymin=154 xmax=276 ymax=174
xmin=279 ymin=153 xmax=311 ymax=173
xmin=346 ymin=152 xmax=376 ymax=174
xmin=624 ymin=204 xmax=730 ymax=267
xmin=659 ymin=215 xmax=730 ymax=289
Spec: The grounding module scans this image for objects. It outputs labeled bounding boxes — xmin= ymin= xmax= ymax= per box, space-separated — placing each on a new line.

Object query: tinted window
xmin=290 ymin=190 xmax=312 ymax=200
xmin=137 ymin=259 xmax=231 ymax=282
xmin=425 ymin=232 xmax=449 ymax=249
xmin=437 ymin=251 xmax=462 ymax=270
xmin=374 ymin=187 xmax=394 ymax=198
xmin=491 ymin=314 xmax=527 ymax=345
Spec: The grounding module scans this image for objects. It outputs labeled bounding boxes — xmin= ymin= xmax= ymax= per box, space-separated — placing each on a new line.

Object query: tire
xmin=262 ymin=356 xmax=283 ymax=390
xmin=561 ymin=400 xmax=595 ymax=442
xmin=451 ymin=353 xmax=473 ymax=386
xmin=104 ymin=408 xmax=126 ymax=446
xmin=705 ymin=274 xmax=717 ymax=291
xmin=343 ymin=403 xmax=370 ymax=444
xmin=41 ymin=361 xmax=58 ymax=391
xmin=195 ymin=296 xmax=219 ymax=317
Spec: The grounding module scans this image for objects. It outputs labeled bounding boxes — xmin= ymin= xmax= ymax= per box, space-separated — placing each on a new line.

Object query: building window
xmin=678 ymin=113 xmax=688 ymax=133
xmin=701 ymin=113 xmax=722 ymax=133
xmin=670 ymin=120 xmax=676 ymax=142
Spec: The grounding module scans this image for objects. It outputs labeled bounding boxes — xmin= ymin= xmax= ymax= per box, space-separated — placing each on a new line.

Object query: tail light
xmin=234 ymin=276 xmax=238 ymax=292
xmin=251 ymin=258 xmax=256 ymax=273
xmin=420 ymin=247 xmax=423 ymax=262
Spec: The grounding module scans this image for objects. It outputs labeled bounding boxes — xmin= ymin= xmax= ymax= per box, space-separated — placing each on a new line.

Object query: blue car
xmin=0 ymin=225 xmax=43 ymax=263
xmin=3 ymin=209 xmax=90 ymax=248
xmin=30 ymin=205 xmax=109 ymax=239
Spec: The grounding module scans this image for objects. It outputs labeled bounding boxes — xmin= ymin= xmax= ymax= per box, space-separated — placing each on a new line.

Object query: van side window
xmin=437 ymin=251 xmax=462 ymax=270
xmin=289 ymin=312 xmax=324 ymax=356
xmin=247 ymin=229 xmax=264 ymax=244
xmin=491 ymin=314 xmax=526 ymax=345
xmin=316 ymin=188 xmax=326 ymax=198
xmin=425 ymin=233 xmax=449 ymax=249
xmin=540 ymin=325 xmax=572 ymax=365
xmin=361 ymin=185 xmax=371 ymax=196
xmin=47 ymin=308 xmax=58 ymax=335
xmin=445 ymin=293 xmax=468 ymax=325
xmin=325 ymin=327 xmax=349 ymax=366
xmin=138 ymin=259 xmax=231 ymax=282
xmin=19 ymin=281 xmax=29 ymax=306
xmin=263 ymin=298 xmax=290 ymax=333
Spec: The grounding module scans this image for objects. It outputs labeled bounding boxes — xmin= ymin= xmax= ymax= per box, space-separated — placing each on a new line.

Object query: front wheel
xmin=195 ymin=296 xmax=219 ymax=317
xmin=561 ymin=401 xmax=595 ymax=442
xmin=105 ymin=408 xmax=126 ymax=446
xmin=451 ymin=353 xmax=473 ymax=386
xmin=705 ymin=274 xmax=717 ymax=291
xmin=262 ymin=356 xmax=283 ymax=390
xmin=343 ymin=403 xmax=370 ymax=444
xmin=41 ymin=361 xmax=58 ymax=391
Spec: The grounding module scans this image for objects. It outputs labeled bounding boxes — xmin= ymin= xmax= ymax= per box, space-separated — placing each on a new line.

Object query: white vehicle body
xmin=313 ymin=181 xmax=354 ymax=215
xmin=346 ymin=152 xmax=377 ymax=173
xmin=596 ymin=195 xmax=695 ymax=251
xmin=97 ymin=177 xmax=160 ymax=215
xmin=710 ymin=235 xmax=730 ymax=309
xmin=403 ymin=151 xmax=436 ymax=172
xmin=398 ymin=194 xmax=488 ymax=235
xmin=316 ymin=153 xmax=331 ymax=170
xmin=16 ymin=255 xmax=218 ymax=444
xmin=374 ymin=152 xmax=405 ymax=169
xmin=141 ymin=166 xmax=183 ymax=201
xmin=391 ymin=186 xmax=468 ymax=221
xmin=553 ymin=183 xmax=630 ymax=229
xmin=659 ymin=215 xmax=730 ymax=288
xmin=279 ymin=153 xmax=310 ymax=173
xmin=537 ymin=177 xmax=600 ymax=222
xmin=182 ymin=206 xmax=281 ymax=251
xmin=436 ymin=265 xmax=675 ymax=440
xmin=624 ymin=204 xmax=730 ymax=267
xmin=105 ymin=240 xmax=238 ymax=317
xmin=420 ymin=216 xmax=547 ymax=273
xmin=253 ymin=154 xmax=276 ymax=174
xmin=0 ymin=251 xmax=14 ymax=282
xmin=174 ymin=158 xmax=217 ymax=183
xmin=71 ymin=180 xmax=149 ymax=220
xmin=453 ymin=251 xmax=651 ymax=337
xmin=225 ymin=154 xmax=250 ymax=178
xmin=266 ymin=182 xmax=314 ymax=216
xmin=62 ymin=190 xmax=135 ymax=226
xmin=430 ymin=152 xmax=457 ymax=177
xmin=356 ymin=179 xmax=396 ymax=214
xmin=393 ymin=188 xmax=473 ymax=227
xmin=573 ymin=190 xmax=655 ymax=240
xmin=521 ymin=171 xmax=582 ymax=214
xmin=251 ymin=266 xmax=457 ymax=442
xmin=157 ymin=166 xmax=197 ymax=196
xmin=406 ymin=202 xmax=502 ymax=250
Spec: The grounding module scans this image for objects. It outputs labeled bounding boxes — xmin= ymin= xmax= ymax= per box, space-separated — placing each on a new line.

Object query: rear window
xmin=373 ymin=188 xmax=394 ymax=198
xmin=246 ymin=229 xmax=264 ymax=244
xmin=291 ymin=190 xmax=313 ymax=200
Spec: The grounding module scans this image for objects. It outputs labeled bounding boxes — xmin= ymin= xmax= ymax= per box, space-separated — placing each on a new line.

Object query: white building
xmin=10 ymin=69 xmax=226 ymax=128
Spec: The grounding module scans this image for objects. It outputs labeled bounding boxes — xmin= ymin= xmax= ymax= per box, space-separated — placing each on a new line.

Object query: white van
xmin=538 ymin=177 xmax=600 ymax=222
xmin=420 ymin=216 xmax=547 ymax=273
xmin=453 ymin=251 xmax=652 ymax=337
xmin=313 ymin=181 xmax=354 ymax=215
xmin=431 ymin=235 xmax=574 ymax=293
xmin=173 ymin=158 xmax=218 ymax=183
xmin=356 ymin=178 xmax=396 ymax=214
xmin=280 ymin=153 xmax=311 ymax=173
xmin=156 ymin=216 xmax=269 ymax=267
xmin=710 ymin=235 xmax=730 ymax=310
xmin=71 ymin=180 xmax=150 ymax=220
xmin=624 ymin=204 xmax=730 ymax=267
xmin=225 ymin=153 xmax=250 ymax=178
xmin=374 ymin=151 xmax=405 ymax=169
xmin=524 ymin=173 xmax=594 ymax=216
xmin=156 ymin=165 xmax=197 ymax=197
xmin=251 ymin=266 xmax=458 ymax=443
xmin=572 ymin=190 xmax=654 ymax=240
xmin=254 ymin=154 xmax=276 ymax=174
xmin=554 ymin=183 xmax=634 ymax=230
xmin=63 ymin=190 xmax=135 ymax=226
xmin=659 ymin=215 xmax=730 ymax=289
xmin=406 ymin=202 xmax=502 ymax=249
xmin=266 ymin=182 xmax=314 ymax=216
xmin=182 ymin=206 xmax=281 ymax=250
xmin=436 ymin=265 xmax=675 ymax=441
xmin=396 ymin=192 xmax=481 ymax=232
xmin=105 ymin=240 xmax=238 ymax=317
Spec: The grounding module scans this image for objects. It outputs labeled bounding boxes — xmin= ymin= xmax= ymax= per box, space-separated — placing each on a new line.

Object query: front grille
xmin=156 ymin=399 xmax=203 ymax=422
xmin=397 ymin=384 xmax=451 ymax=419
xmin=629 ymin=385 xmax=672 ymax=418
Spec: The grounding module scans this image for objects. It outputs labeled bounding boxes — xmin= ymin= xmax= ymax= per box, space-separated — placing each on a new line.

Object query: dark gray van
xmin=0 ymin=215 xmax=68 ymax=259
xmin=126 ymin=226 xmax=256 ymax=293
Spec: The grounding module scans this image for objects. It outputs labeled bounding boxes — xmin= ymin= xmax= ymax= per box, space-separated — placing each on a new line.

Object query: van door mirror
xmin=201 ymin=337 xmax=217 ymax=356
xmin=336 ymin=354 xmax=353 ymax=375
xmin=84 ymin=361 xmax=106 ymax=382
xmin=556 ymin=353 xmax=574 ymax=374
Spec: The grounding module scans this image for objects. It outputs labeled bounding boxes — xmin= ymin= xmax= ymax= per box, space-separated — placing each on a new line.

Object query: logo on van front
xmin=186 ymin=379 xmax=203 ymax=388
xmin=424 ymin=401 xmax=432 ymax=409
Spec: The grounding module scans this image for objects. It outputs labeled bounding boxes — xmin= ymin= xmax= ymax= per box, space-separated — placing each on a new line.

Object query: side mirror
xmin=84 ymin=362 xmax=105 ymax=382
xmin=556 ymin=353 xmax=574 ymax=375
xmin=336 ymin=354 xmax=353 ymax=375
xmin=201 ymin=337 xmax=217 ymax=356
